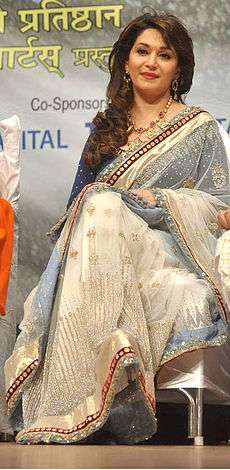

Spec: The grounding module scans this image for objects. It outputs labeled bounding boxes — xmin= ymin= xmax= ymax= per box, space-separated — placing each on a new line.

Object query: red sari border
xmin=6 ymin=358 xmax=38 ymax=406
xmin=8 ymin=346 xmax=155 ymax=441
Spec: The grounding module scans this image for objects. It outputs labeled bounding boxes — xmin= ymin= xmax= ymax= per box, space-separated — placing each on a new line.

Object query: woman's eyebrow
xmin=135 ymin=42 xmax=151 ymax=48
xmin=136 ymin=42 xmax=172 ymax=51
xmin=159 ymin=46 xmax=173 ymax=51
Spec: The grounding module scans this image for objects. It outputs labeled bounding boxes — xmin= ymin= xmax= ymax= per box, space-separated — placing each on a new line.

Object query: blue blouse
xmin=67 ymin=139 xmax=116 ymax=208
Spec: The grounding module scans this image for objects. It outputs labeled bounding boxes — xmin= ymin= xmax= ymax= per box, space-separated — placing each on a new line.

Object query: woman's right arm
xmin=67 ymin=139 xmax=96 ymax=209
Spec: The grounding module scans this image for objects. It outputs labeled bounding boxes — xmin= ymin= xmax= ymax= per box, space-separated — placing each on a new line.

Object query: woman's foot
xmin=104 ymin=381 xmax=157 ymax=445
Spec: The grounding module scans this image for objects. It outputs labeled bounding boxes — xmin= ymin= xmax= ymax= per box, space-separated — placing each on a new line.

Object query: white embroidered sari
xmin=5 ymin=107 xmax=230 ymax=444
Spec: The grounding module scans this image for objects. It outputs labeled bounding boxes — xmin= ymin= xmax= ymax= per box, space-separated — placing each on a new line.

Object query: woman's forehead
xmin=133 ymin=28 xmax=170 ymax=49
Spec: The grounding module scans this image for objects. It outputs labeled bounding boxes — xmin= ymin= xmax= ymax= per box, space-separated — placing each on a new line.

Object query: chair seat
xmin=157 ymin=343 xmax=230 ymax=404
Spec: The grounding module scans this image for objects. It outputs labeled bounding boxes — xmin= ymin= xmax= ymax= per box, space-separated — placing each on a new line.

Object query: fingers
xmin=130 ymin=188 xmax=156 ymax=205
xmin=143 ymin=190 xmax=156 ymax=205
xmin=218 ymin=210 xmax=230 ymax=230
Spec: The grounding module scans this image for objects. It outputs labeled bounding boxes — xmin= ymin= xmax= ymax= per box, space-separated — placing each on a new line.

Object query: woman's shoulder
xmin=188 ymin=107 xmax=229 ymax=146
xmin=189 ymin=105 xmax=217 ymax=123
xmin=184 ymin=105 xmax=222 ymax=134
xmin=166 ymin=104 xmax=215 ymax=135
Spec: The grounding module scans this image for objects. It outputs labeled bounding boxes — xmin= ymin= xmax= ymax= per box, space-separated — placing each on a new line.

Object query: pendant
xmin=146 ymin=128 xmax=158 ymax=139
xmin=149 ymin=121 xmax=156 ymax=129
xmin=158 ymin=119 xmax=167 ymax=128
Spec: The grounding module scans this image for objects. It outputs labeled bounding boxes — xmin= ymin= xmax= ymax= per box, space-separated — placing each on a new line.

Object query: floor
xmin=1 ymin=443 xmax=230 ymax=469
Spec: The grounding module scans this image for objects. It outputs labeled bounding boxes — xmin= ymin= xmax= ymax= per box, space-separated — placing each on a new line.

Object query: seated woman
xmin=5 ymin=12 xmax=230 ymax=445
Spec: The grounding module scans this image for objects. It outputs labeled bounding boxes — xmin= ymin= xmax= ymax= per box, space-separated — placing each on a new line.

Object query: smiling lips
xmin=141 ymin=72 xmax=159 ymax=79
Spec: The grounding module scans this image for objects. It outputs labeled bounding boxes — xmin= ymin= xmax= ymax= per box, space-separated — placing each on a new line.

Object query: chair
xmin=0 ymin=115 xmax=21 ymax=440
xmin=157 ymin=343 xmax=230 ymax=445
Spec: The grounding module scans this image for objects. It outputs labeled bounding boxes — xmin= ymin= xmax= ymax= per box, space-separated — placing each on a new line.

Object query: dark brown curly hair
xmin=84 ymin=12 xmax=195 ymax=168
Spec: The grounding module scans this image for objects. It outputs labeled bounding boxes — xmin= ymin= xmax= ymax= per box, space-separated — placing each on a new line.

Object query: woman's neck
xmin=130 ymin=91 xmax=186 ymax=126
xmin=131 ymin=91 xmax=171 ymax=122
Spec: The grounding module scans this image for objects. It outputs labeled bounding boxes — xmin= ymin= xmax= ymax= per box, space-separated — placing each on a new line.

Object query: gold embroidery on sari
xmin=119 ymin=231 xmax=125 ymax=238
xmin=211 ymin=164 xmax=227 ymax=188
xmin=182 ymin=176 xmax=196 ymax=188
xmin=152 ymin=281 xmax=161 ymax=288
xmin=86 ymin=204 xmax=96 ymax=215
xmin=87 ymin=228 xmax=96 ymax=238
xmin=89 ymin=254 xmax=98 ymax=264
xmin=208 ymin=222 xmax=220 ymax=233
xmin=131 ymin=232 xmax=142 ymax=242
xmin=69 ymin=250 xmax=79 ymax=258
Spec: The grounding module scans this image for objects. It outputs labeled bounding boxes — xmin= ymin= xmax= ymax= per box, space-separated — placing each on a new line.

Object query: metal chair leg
xmin=178 ymin=388 xmax=204 ymax=445
xmin=194 ymin=388 xmax=204 ymax=446
xmin=179 ymin=388 xmax=196 ymax=439
xmin=0 ymin=432 xmax=15 ymax=442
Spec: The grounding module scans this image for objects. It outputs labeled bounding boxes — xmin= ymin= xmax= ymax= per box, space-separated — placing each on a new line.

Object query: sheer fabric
xmin=5 ymin=107 xmax=230 ymax=444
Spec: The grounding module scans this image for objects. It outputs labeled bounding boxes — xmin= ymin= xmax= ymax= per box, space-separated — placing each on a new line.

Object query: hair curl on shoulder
xmin=84 ymin=12 xmax=195 ymax=168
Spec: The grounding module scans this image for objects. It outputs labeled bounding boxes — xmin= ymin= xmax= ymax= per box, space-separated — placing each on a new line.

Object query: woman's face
xmin=127 ymin=28 xmax=180 ymax=100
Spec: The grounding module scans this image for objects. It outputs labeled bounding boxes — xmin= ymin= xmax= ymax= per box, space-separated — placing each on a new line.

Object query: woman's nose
xmin=145 ymin=53 xmax=158 ymax=69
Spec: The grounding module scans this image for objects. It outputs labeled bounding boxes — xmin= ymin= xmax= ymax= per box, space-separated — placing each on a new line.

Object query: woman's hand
xmin=218 ymin=209 xmax=230 ymax=230
xmin=130 ymin=188 xmax=156 ymax=206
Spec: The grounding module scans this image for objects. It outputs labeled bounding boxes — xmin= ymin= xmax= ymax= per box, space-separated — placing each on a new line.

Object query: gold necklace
xmin=128 ymin=96 xmax=173 ymax=135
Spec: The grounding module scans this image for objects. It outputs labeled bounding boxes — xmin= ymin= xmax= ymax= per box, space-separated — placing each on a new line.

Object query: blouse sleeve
xmin=67 ymin=139 xmax=96 ymax=209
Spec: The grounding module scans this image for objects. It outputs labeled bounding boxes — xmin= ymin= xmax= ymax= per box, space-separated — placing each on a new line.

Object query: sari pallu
xmin=5 ymin=107 xmax=230 ymax=444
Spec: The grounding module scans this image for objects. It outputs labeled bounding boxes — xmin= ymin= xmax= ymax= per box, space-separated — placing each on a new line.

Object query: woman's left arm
xmin=130 ymin=120 xmax=230 ymax=213
xmin=194 ymin=120 xmax=230 ymax=206
xmin=154 ymin=119 xmax=230 ymax=225
xmin=192 ymin=120 xmax=230 ymax=229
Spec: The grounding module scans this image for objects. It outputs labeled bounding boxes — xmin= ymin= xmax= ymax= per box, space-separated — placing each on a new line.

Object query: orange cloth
xmin=0 ymin=198 xmax=14 ymax=315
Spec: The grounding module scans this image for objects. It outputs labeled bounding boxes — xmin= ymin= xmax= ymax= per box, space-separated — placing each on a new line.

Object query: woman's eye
xmin=159 ymin=53 xmax=171 ymax=59
xmin=137 ymin=48 xmax=148 ymax=55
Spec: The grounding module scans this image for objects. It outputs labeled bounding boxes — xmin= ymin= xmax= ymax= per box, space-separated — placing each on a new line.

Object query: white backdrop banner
xmin=0 ymin=0 xmax=229 ymax=314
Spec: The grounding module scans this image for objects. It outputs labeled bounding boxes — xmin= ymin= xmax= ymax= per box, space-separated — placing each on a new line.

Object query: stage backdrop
xmin=0 ymin=0 xmax=229 ymax=316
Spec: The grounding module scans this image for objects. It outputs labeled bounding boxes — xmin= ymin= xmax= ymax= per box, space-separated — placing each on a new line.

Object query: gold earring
xmin=172 ymin=79 xmax=179 ymax=100
xmin=124 ymin=71 xmax=131 ymax=86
